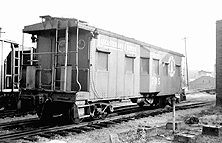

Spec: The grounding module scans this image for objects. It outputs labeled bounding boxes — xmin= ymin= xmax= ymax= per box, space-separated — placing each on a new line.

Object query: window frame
xmin=97 ymin=51 xmax=109 ymax=71
xmin=140 ymin=57 xmax=150 ymax=75
xmin=175 ymin=65 xmax=181 ymax=77
xmin=163 ymin=62 xmax=169 ymax=76
xmin=125 ymin=56 xmax=135 ymax=74
xmin=152 ymin=59 xmax=159 ymax=75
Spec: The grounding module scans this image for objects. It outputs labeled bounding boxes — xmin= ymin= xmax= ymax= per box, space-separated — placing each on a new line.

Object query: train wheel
xmin=68 ymin=104 xmax=80 ymax=124
xmin=17 ymin=99 xmax=22 ymax=110
xmin=137 ymin=98 xmax=145 ymax=107
xmin=150 ymin=98 xmax=159 ymax=108
xmin=158 ymin=97 xmax=167 ymax=108
xmin=90 ymin=104 xmax=110 ymax=119
xmin=100 ymin=104 xmax=109 ymax=119
xmin=37 ymin=98 xmax=53 ymax=122
xmin=145 ymin=98 xmax=154 ymax=105
xmin=166 ymin=97 xmax=174 ymax=107
xmin=90 ymin=105 xmax=99 ymax=119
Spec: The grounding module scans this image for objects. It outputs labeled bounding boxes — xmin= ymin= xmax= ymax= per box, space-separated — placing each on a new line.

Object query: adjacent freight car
xmin=0 ymin=40 xmax=20 ymax=111
xmin=0 ymin=39 xmax=33 ymax=111
xmin=6 ymin=15 xmax=184 ymax=123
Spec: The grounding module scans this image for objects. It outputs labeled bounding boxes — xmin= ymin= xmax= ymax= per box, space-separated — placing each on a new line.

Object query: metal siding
xmin=108 ymin=40 xmax=118 ymax=98
xmin=60 ymin=66 xmax=72 ymax=91
xmin=26 ymin=66 xmax=36 ymax=89
xmin=37 ymin=35 xmax=53 ymax=89
xmin=160 ymin=54 xmax=182 ymax=95
xmin=91 ymin=35 xmax=141 ymax=99
xmin=149 ymin=52 xmax=161 ymax=92
xmin=140 ymin=47 xmax=151 ymax=92
xmin=37 ymin=36 xmax=53 ymax=68
xmin=89 ymin=39 xmax=96 ymax=99
xmin=96 ymin=71 xmax=108 ymax=98
xmin=116 ymin=49 xmax=125 ymax=97
xmin=69 ymin=31 xmax=90 ymax=91
xmin=124 ymin=74 xmax=134 ymax=96
xmin=140 ymin=75 xmax=149 ymax=92
xmin=134 ymin=44 xmax=140 ymax=96
xmin=91 ymin=36 xmax=110 ymax=99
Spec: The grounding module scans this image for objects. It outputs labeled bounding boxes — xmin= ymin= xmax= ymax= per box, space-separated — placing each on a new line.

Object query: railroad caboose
xmin=20 ymin=16 xmax=185 ymax=122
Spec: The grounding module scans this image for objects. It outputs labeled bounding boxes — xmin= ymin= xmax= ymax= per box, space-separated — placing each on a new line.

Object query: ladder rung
xmin=42 ymin=69 xmax=52 ymax=71
xmin=55 ymin=80 xmax=64 ymax=82
xmin=41 ymin=84 xmax=51 ymax=87
xmin=78 ymin=104 xmax=90 ymax=108
xmin=55 ymin=66 xmax=73 ymax=68
xmin=15 ymin=57 xmax=20 ymax=59
xmin=79 ymin=115 xmax=90 ymax=119
xmin=28 ymin=60 xmax=38 ymax=62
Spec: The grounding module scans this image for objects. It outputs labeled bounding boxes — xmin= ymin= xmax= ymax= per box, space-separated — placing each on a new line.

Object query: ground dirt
xmin=16 ymin=92 xmax=222 ymax=143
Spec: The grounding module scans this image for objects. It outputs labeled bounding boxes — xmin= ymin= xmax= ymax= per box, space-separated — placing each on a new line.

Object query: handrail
xmin=0 ymin=40 xmax=3 ymax=91
xmin=22 ymin=51 xmax=77 ymax=55
xmin=76 ymin=20 xmax=82 ymax=92
xmin=63 ymin=21 xmax=69 ymax=91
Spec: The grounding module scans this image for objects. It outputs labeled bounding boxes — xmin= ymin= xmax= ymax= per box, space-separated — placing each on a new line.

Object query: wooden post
xmin=172 ymin=97 xmax=176 ymax=133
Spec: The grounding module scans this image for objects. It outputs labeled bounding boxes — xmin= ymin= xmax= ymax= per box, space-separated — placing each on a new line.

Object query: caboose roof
xmin=23 ymin=15 xmax=184 ymax=57
xmin=23 ymin=15 xmax=91 ymax=34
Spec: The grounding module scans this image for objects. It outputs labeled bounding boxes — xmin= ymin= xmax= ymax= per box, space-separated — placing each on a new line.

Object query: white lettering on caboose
xmin=98 ymin=35 xmax=136 ymax=54
xmin=151 ymin=77 xmax=160 ymax=85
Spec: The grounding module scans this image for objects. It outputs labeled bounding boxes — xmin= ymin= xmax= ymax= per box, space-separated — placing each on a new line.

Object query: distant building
xmin=189 ymin=70 xmax=215 ymax=90
xmin=189 ymin=76 xmax=215 ymax=90
xmin=197 ymin=70 xmax=214 ymax=78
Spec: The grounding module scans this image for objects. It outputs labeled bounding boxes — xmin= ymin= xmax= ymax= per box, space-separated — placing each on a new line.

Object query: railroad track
xmin=0 ymin=100 xmax=213 ymax=143
xmin=186 ymin=89 xmax=216 ymax=95
xmin=0 ymin=109 xmax=36 ymax=119
xmin=0 ymin=89 xmax=213 ymax=119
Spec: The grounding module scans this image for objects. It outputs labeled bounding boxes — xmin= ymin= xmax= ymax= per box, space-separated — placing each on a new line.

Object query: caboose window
xmin=163 ymin=63 xmax=169 ymax=76
xmin=140 ymin=58 xmax=149 ymax=74
xmin=97 ymin=52 xmax=108 ymax=71
xmin=175 ymin=65 xmax=181 ymax=76
xmin=125 ymin=57 xmax=134 ymax=73
xmin=152 ymin=59 xmax=159 ymax=75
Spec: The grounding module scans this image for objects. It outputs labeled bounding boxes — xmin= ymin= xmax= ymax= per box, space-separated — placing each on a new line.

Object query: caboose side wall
xmin=140 ymin=46 xmax=182 ymax=96
xmin=159 ymin=53 xmax=182 ymax=96
xmin=139 ymin=47 xmax=151 ymax=93
xmin=89 ymin=34 xmax=140 ymax=100
xmin=140 ymin=46 xmax=162 ymax=93
xmin=37 ymin=35 xmax=54 ymax=89
xmin=149 ymin=50 xmax=162 ymax=93
xmin=69 ymin=30 xmax=90 ymax=91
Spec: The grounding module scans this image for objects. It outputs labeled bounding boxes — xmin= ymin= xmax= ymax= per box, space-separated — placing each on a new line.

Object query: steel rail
xmin=0 ymin=101 xmax=214 ymax=142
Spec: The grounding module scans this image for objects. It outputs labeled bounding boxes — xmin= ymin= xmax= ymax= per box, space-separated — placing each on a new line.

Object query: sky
xmin=0 ymin=0 xmax=221 ymax=72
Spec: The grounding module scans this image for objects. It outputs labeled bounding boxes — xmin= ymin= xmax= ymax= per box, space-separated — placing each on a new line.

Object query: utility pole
xmin=0 ymin=27 xmax=5 ymax=91
xmin=182 ymin=37 xmax=189 ymax=90
xmin=0 ymin=27 xmax=5 ymax=39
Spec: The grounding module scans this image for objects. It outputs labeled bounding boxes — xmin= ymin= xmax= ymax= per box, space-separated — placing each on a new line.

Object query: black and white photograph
xmin=0 ymin=0 xmax=221 ymax=142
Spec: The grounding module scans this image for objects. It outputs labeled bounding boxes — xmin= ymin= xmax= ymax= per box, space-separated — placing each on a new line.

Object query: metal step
xmin=78 ymin=104 xmax=90 ymax=108
xmin=79 ymin=115 xmax=90 ymax=119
